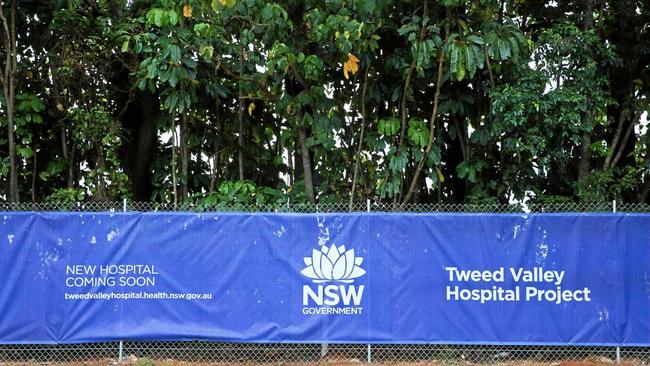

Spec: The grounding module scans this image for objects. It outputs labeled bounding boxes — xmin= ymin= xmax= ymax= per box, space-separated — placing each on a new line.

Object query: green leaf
xmin=194 ymin=23 xmax=210 ymax=36
xmin=168 ymin=68 xmax=179 ymax=87
xmin=407 ymin=119 xmax=429 ymax=146
xmin=121 ymin=38 xmax=130 ymax=53
xmin=261 ymin=4 xmax=273 ymax=20
xmin=168 ymin=10 xmax=179 ymax=26
xmin=146 ymin=61 xmax=158 ymax=79
xmin=199 ymin=45 xmax=214 ymax=62
xmin=398 ymin=24 xmax=418 ymax=36
xmin=169 ymin=45 xmax=181 ymax=64
xmin=164 ymin=92 xmax=179 ymax=110
xmin=145 ymin=9 xmax=156 ymax=25
xmin=467 ymin=34 xmax=484 ymax=45
xmin=457 ymin=161 xmax=469 ymax=179
xmin=498 ymin=39 xmax=510 ymax=60
xmin=16 ymin=146 xmax=33 ymax=158
xmin=378 ymin=117 xmax=400 ymax=136
xmin=473 ymin=45 xmax=484 ymax=70
xmin=182 ymin=57 xmax=198 ymax=68
xmin=429 ymin=145 xmax=441 ymax=165
xmin=465 ymin=44 xmax=475 ymax=78
xmin=456 ymin=59 xmax=465 ymax=81
xmin=154 ymin=9 xmax=164 ymax=27
xmin=508 ymin=36 xmax=520 ymax=61
xmin=449 ymin=43 xmax=459 ymax=72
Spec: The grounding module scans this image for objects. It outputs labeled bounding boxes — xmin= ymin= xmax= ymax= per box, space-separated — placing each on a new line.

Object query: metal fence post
xmin=118 ymin=340 xmax=124 ymax=363
xmin=367 ymin=343 xmax=372 ymax=363
xmin=367 ymin=199 xmax=372 ymax=362
xmin=612 ymin=188 xmax=618 ymax=366
xmin=120 ymin=199 xmax=127 ymax=362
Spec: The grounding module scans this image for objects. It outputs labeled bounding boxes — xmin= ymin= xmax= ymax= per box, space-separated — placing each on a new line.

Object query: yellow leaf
xmin=183 ymin=4 xmax=192 ymax=17
xmin=248 ymin=102 xmax=255 ymax=116
xmin=436 ymin=167 xmax=445 ymax=183
xmin=219 ymin=0 xmax=227 ymax=5
xmin=342 ymin=53 xmax=359 ymax=80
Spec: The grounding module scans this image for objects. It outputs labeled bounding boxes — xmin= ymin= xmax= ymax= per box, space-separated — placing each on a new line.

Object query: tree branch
xmin=610 ymin=109 xmax=644 ymax=168
xmin=397 ymin=0 xmax=428 ymax=152
xmin=603 ymin=110 xmax=627 ymax=169
xmin=401 ymin=7 xmax=451 ymax=205
xmin=349 ymin=68 xmax=369 ymax=209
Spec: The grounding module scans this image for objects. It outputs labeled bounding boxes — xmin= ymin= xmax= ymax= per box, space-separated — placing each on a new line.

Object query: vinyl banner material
xmin=0 ymin=212 xmax=648 ymax=345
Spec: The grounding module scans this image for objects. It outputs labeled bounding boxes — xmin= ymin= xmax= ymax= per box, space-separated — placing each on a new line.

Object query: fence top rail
xmin=0 ymin=201 xmax=648 ymax=213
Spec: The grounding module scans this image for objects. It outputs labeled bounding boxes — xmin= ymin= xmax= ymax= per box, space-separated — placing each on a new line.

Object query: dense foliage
xmin=0 ymin=0 xmax=648 ymax=205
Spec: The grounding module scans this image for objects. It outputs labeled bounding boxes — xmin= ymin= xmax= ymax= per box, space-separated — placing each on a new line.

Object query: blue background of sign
xmin=0 ymin=212 xmax=648 ymax=345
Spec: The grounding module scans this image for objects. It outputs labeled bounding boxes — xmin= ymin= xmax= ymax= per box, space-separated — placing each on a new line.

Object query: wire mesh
xmin=1 ymin=200 xmax=649 ymax=213
xmin=0 ymin=201 xmax=648 ymax=365
xmin=0 ymin=343 xmax=648 ymax=365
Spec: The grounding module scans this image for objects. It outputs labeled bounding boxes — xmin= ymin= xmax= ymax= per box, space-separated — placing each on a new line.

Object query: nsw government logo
xmin=300 ymin=244 xmax=365 ymax=315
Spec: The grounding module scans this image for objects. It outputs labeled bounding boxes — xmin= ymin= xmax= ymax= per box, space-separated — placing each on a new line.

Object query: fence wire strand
xmin=0 ymin=201 xmax=648 ymax=365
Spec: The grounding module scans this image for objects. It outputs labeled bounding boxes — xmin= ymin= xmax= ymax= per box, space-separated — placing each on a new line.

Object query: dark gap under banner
xmin=0 ymin=212 xmax=648 ymax=345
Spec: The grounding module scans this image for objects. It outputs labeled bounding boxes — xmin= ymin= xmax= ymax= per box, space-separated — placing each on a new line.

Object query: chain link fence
xmin=0 ymin=201 xmax=648 ymax=365
xmin=1 ymin=200 xmax=649 ymax=213
xmin=0 ymin=343 xmax=649 ymax=366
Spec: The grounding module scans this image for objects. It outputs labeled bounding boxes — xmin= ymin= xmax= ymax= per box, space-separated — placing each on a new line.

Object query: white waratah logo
xmin=301 ymin=244 xmax=365 ymax=283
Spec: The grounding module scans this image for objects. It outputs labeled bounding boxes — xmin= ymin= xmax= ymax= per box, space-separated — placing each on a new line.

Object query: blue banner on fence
xmin=0 ymin=212 xmax=648 ymax=345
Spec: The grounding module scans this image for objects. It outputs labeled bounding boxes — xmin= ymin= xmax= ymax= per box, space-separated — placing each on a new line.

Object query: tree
xmin=0 ymin=0 xmax=18 ymax=202
xmin=0 ymin=0 xmax=648 ymax=205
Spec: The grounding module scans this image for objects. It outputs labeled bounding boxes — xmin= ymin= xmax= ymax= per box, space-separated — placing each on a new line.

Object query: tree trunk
xmin=641 ymin=179 xmax=650 ymax=204
xmin=577 ymin=0 xmax=593 ymax=184
xmin=1 ymin=0 xmax=19 ymax=202
xmin=583 ymin=0 xmax=593 ymax=30
xmin=5 ymin=81 xmax=18 ymax=202
xmin=610 ymin=109 xmax=643 ymax=168
xmin=180 ymin=112 xmax=189 ymax=200
xmin=349 ymin=69 xmax=369 ymax=209
xmin=209 ymin=153 xmax=220 ymax=195
xmin=397 ymin=0 xmax=427 ymax=152
xmin=578 ymin=132 xmax=591 ymax=181
xmin=171 ymin=114 xmax=178 ymax=208
xmin=578 ymin=112 xmax=593 ymax=182
xmin=298 ymin=125 xmax=315 ymax=203
xmin=31 ymin=148 xmax=36 ymax=202
xmin=605 ymin=0 xmax=640 ymax=174
xmin=237 ymin=44 xmax=245 ymax=181
xmin=401 ymin=7 xmax=450 ymax=205
xmin=94 ymin=147 xmax=108 ymax=202
xmin=124 ymin=91 xmax=159 ymax=201
xmin=209 ymin=97 xmax=221 ymax=195
xmin=288 ymin=147 xmax=294 ymax=186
